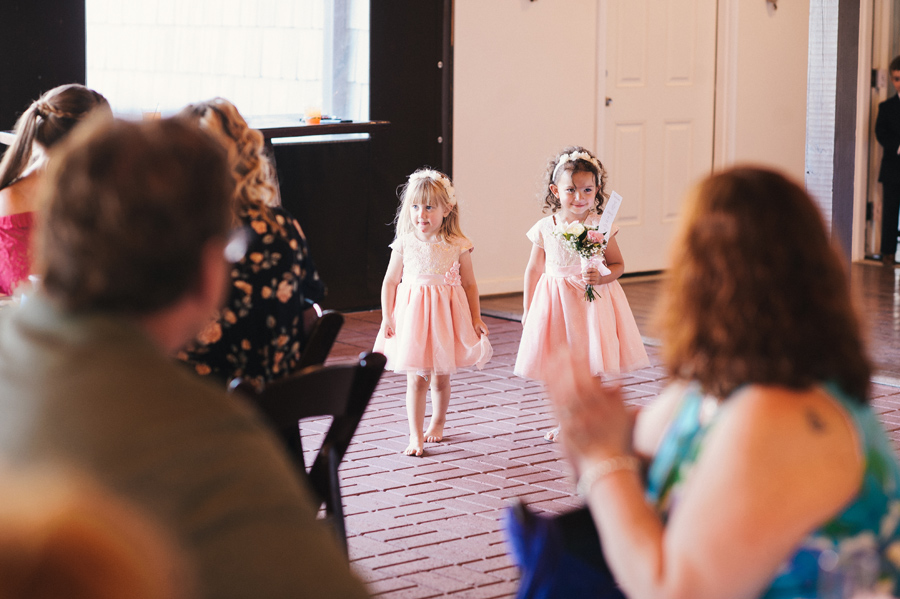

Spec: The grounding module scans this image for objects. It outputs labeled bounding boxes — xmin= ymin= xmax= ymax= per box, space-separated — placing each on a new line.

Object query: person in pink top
xmin=0 ymin=84 xmax=110 ymax=295
xmin=374 ymin=168 xmax=492 ymax=457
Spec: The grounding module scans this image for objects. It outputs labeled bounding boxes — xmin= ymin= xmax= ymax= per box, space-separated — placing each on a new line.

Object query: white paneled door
xmin=602 ymin=0 xmax=717 ymax=272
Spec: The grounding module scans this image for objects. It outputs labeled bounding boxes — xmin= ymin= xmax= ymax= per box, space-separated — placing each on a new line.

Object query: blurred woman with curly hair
xmin=176 ymin=98 xmax=324 ymax=387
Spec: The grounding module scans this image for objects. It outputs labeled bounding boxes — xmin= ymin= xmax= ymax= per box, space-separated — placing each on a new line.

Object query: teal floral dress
xmin=646 ymin=382 xmax=900 ymax=598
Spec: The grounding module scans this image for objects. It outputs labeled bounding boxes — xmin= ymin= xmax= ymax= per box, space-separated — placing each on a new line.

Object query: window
xmin=85 ymin=0 xmax=369 ymax=121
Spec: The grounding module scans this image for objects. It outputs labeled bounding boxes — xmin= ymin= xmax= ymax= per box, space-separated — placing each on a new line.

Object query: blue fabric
xmin=647 ymin=382 xmax=900 ymax=598
xmin=503 ymin=502 xmax=626 ymax=599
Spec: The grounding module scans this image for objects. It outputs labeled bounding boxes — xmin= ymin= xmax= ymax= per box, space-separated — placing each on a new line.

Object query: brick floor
xmin=315 ymin=309 xmax=900 ymax=598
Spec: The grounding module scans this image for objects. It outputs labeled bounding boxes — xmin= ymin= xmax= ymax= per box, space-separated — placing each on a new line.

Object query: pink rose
xmin=444 ymin=262 xmax=462 ymax=286
xmin=587 ymin=230 xmax=605 ymax=244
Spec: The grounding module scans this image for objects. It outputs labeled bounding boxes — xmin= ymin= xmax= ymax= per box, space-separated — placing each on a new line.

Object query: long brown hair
xmin=0 ymin=84 xmax=110 ymax=191
xmin=659 ymin=167 xmax=871 ymax=401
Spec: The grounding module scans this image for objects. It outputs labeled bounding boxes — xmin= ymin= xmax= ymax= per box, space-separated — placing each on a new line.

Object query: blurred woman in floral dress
xmin=176 ymin=98 xmax=324 ymax=387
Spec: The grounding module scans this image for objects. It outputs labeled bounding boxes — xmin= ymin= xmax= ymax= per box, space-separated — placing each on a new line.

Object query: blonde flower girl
xmin=374 ymin=168 xmax=492 ymax=456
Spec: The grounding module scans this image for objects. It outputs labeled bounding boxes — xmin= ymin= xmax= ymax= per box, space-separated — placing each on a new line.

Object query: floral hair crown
xmin=552 ymin=151 xmax=602 ymax=182
xmin=409 ymin=169 xmax=456 ymax=206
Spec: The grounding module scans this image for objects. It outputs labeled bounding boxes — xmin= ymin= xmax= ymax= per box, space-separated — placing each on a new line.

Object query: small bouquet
xmin=552 ymin=220 xmax=610 ymax=301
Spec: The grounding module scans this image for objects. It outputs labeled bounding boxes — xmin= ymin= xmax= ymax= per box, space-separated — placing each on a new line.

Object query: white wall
xmin=455 ymin=0 xmax=810 ymax=294
xmin=454 ymin=0 xmax=598 ymax=295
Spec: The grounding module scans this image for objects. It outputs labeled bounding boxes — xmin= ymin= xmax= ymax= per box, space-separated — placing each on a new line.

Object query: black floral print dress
xmin=178 ymin=206 xmax=325 ymax=387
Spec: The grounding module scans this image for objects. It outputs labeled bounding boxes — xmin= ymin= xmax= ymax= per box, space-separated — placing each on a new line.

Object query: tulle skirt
xmin=514 ymin=272 xmax=649 ymax=380
xmin=374 ymin=281 xmax=492 ymax=376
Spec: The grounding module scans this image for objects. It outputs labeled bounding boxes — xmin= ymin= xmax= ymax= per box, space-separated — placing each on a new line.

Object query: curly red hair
xmin=658 ymin=167 xmax=871 ymax=401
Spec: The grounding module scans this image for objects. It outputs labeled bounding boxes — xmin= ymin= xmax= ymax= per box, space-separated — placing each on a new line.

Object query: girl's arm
xmin=458 ymin=250 xmax=488 ymax=337
xmin=545 ymin=348 xmax=863 ymax=599
xmin=380 ymin=250 xmax=403 ymax=338
xmin=522 ymin=244 xmax=545 ymax=324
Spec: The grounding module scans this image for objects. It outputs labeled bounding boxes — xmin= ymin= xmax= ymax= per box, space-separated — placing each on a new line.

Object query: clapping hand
xmin=544 ymin=346 xmax=634 ymax=475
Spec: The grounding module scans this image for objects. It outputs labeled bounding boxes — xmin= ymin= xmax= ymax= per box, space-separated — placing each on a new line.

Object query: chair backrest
xmin=231 ymin=350 xmax=384 ymax=470
xmin=229 ymin=351 xmax=386 ymax=555
xmin=297 ymin=304 xmax=344 ymax=370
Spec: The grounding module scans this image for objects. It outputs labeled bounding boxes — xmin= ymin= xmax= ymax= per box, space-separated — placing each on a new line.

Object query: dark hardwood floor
xmin=481 ymin=263 xmax=900 ymax=383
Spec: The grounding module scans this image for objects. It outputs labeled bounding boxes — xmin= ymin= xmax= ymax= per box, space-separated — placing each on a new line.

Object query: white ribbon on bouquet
xmin=586 ymin=191 xmax=623 ymax=277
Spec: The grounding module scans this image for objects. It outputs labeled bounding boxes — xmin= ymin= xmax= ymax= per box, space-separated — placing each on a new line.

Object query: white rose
xmin=566 ymin=221 xmax=585 ymax=236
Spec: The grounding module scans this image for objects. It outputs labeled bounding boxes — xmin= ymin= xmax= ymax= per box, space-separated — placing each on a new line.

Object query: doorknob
xmin=605 ymin=97 xmax=613 ymax=106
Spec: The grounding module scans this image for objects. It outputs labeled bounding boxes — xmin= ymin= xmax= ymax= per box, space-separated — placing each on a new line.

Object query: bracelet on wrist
xmin=576 ymin=455 xmax=641 ymax=497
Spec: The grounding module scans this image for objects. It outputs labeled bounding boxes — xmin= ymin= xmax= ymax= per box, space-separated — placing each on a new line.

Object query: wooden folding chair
xmin=229 ymin=351 xmax=386 ymax=555
xmin=298 ymin=301 xmax=344 ymax=369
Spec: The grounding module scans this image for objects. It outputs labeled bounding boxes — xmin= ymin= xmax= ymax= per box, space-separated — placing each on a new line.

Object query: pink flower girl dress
xmin=374 ymin=233 xmax=492 ymax=374
xmin=514 ymin=213 xmax=649 ymax=379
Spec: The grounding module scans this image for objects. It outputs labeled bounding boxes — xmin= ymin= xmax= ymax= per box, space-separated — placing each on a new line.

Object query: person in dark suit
xmin=875 ymin=55 xmax=900 ymax=266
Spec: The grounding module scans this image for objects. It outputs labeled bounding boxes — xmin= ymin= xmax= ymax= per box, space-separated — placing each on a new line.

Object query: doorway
xmin=865 ymin=0 xmax=900 ymax=259
xmin=598 ymin=0 xmax=718 ymax=273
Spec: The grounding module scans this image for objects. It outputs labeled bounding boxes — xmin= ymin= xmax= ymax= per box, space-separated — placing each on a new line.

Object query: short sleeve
xmin=457 ymin=238 xmax=474 ymax=255
xmin=526 ymin=219 xmax=545 ymax=248
xmin=389 ymin=236 xmax=404 ymax=255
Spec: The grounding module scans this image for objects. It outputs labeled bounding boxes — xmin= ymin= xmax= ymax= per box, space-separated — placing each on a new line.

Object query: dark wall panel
xmin=370 ymin=1 xmax=446 ymax=179
xmin=0 ymin=2 xmax=86 ymax=130
xmin=273 ymin=140 xmax=384 ymax=312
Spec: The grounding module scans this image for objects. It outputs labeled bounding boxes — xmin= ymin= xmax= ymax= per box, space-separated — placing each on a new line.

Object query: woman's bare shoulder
xmin=712 ymin=384 xmax=863 ymax=490
xmin=726 ymin=385 xmax=860 ymax=444
xmin=0 ymin=173 xmax=41 ymax=216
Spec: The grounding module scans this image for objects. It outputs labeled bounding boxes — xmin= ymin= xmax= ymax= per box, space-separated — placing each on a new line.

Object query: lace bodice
xmin=526 ymin=213 xmax=608 ymax=268
xmin=392 ymin=233 xmax=472 ymax=278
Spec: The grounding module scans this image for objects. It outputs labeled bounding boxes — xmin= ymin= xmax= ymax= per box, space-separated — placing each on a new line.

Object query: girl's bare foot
xmin=544 ymin=426 xmax=560 ymax=442
xmin=403 ymin=438 xmax=424 ymax=457
xmin=424 ymin=424 xmax=444 ymax=443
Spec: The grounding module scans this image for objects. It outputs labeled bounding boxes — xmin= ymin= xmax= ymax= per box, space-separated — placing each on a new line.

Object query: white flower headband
xmin=409 ymin=169 xmax=456 ymax=206
xmin=552 ymin=151 xmax=602 ymax=182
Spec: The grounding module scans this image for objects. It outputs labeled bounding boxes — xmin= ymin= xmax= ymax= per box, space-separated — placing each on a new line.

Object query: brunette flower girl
xmin=514 ymin=147 xmax=649 ymax=441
